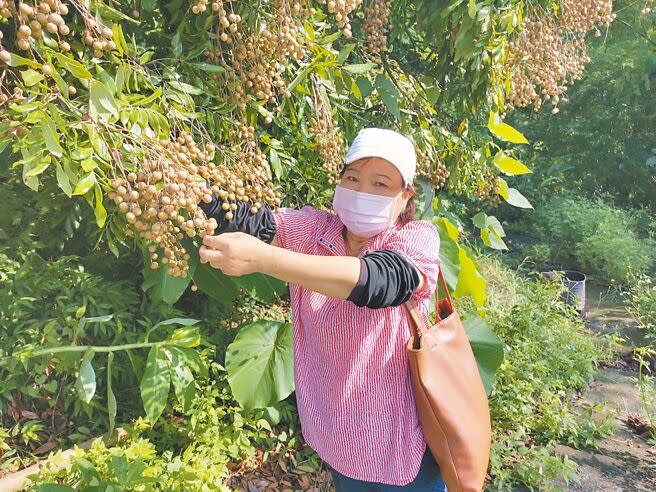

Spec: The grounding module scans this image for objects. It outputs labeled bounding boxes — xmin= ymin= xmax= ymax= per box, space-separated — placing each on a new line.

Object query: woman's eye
xmin=375 ymin=182 xmax=388 ymax=187
xmin=346 ymin=176 xmax=357 ymax=182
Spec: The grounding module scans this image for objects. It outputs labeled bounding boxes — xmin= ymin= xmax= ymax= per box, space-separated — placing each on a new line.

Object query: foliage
xmin=464 ymin=256 xmax=619 ymax=490
xmin=0 ymin=250 xmax=211 ymax=459
xmin=24 ymin=363 xmax=309 ymax=491
xmin=0 ymin=0 xmax=578 ymax=293
xmin=624 ymin=273 xmax=656 ymax=341
xmin=508 ymin=194 xmax=655 ymax=284
xmin=505 ymin=0 xmax=656 ymax=209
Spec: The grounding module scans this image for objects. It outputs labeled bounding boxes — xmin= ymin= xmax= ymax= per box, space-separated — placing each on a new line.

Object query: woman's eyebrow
xmin=376 ymin=173 xmax=391 ymax=180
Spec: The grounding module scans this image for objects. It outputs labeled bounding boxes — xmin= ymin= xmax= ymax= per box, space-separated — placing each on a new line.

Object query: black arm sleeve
xmin=346 ymin=249 xmax=421 ymax=309
xmin=198 ymin=190 xmax=277 ymax=244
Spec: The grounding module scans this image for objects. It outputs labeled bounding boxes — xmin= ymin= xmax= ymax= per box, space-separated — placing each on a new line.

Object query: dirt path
xmin=547 ymin=282 xmax=656 ymax=491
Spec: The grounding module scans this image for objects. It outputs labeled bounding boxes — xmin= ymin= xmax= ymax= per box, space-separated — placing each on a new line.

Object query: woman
xmin=199 ymin=127 xmax=446 ymax=491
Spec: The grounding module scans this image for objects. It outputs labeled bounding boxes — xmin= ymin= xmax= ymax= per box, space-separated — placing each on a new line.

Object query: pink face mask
xmin=332 ymin=185 xmax=402 ymax=238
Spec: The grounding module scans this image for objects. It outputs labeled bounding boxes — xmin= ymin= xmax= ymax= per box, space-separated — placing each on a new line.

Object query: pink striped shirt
xmin=272 ymin=205 xmax=442 ymax=485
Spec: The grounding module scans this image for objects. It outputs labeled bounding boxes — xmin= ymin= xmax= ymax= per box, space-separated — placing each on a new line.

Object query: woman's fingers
xmin=202 ymin=234 xmax=223 ymax=250
xmin=199 ymin=244 xmax=225 ymax=265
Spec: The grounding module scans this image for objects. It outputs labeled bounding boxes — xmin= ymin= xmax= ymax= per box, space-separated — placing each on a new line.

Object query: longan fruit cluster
xmin=505 ymin=1 xmax=615 ymax=113
xmin=107 ymin=130 xmax=280 ymax=277
xmin=204 ymin=1 xmax=315 ymax=109
xmin=192 ymin=0 xmax=209 ymax=14
xmin=193 ymin=0 xmax=242 ymax=44
xmin=309 ymin=80 xmax=345 ymax=184
xmin=474 ymin=168 xmax=501 ymax=204
xmin=81 ymin=14 xmax=117 ymax=58
xmin=227 ymin=112 xmax=285 ymax=206
xmin=416 ymin=147 xmax=450 ymax=189
xmin=316 ymin=0 xmax=363 ymax=38
xmin=1 ymin=0 xmax=71 ymax=52
xmin=362 ymin=0 xmax=390 ymax=64
xmin=227 ymin=1 xmax=315 ymax=107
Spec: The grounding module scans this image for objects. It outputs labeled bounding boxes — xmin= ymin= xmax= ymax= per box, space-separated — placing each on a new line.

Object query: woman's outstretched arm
xmin=199 ymin=232 xmax=424 ymax=305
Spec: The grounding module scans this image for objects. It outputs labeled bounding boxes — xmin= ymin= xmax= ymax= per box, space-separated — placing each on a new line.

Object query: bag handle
xmin=403 ymin=266 xmax=453 ymax=339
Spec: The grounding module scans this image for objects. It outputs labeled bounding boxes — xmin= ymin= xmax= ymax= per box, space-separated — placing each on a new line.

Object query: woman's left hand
xmin=199 ymin=232 xmax=270 ymax=276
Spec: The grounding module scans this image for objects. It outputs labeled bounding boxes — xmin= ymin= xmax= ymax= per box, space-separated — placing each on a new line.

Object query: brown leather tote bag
xmin=403 ymin=266 xmax=492 ymax=492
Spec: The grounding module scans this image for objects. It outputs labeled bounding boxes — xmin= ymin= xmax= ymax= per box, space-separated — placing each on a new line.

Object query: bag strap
xmin=403 ymin=266 xmax=453 ymax=339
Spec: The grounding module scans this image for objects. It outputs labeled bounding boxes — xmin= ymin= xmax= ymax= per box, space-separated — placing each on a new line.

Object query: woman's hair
xmin=338 ymin=165 xmax=417 ymax=225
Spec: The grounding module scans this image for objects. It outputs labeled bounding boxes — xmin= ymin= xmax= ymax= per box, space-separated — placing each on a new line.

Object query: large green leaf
xmin=487 ymin=111 xmax=529 ymax=144
xmin=232 ymin=273 xmax=288 ymax=303
xmin=167 ymin=346 xmax=208 ymax=379
xmin=225 ymin=320 xmax=294 ymax=411
xmin=492 ymin=151 xmax=532 ymax=175
xmin=192 ymin=262 xmax=239 ymax=307
xmin=140 ymin=346 xmax=171 ymax=423
xmin=505 ymin=187 xmax=534 ymax=209
xmin=141 ymin=246 xmax=198 ymax=305
xmin=462 ymin=314 xmax=504 ymax=396
xmin=454 ymin=247 xmax=487 ymax=306
xmin=164 ymin=347 xmax=195 ymax=412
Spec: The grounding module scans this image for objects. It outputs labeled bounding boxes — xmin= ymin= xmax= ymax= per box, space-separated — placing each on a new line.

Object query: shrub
xmin=510 ymin=195 xmax=655 ymax=284
xmin=461 ymin=256 xmax=619 ymax=490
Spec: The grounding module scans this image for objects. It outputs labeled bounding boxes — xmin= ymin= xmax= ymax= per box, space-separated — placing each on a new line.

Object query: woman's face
xmin=337 ymin=157 xmax=413 ymax=220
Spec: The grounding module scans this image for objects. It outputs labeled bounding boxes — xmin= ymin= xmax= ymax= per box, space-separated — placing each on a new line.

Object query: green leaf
xmin=269 ymin=148 xmax=283 ymax=179
xmin=24 ymin=158 xmax=51 ymax=177
xmin=75 ymin=349 xmax=96 ymax=404
xmin=168 ymin=326 xmax=201 ymax=348
xmin=53 ymin=52 xmax=92 ymax=79
xmin=374 ymin=74 xmax=401 ymax=120
xmin=454 ymin=247 xmax=486 ymax=306
xmin=233 ymin=273 xmax=288 ymax=303
xmin=94 ymin=184 xmax=107 ymax=228
xmin=7 ymin=52 xmax=40 ymax=69
xmin=55 ymin=162 xmax=72 ymax=197
xmin=225 ymin=320 xmax=294 ymax=411
xmin=168 ymin=80 xmax=204 ymax=95
xmin=141 ymin=244 xmax=198 ymax=305
xmin=20 ymin=69 xmax=44 ymax=86
xmin=73 ymin=172 xmax=96 ymax=196
xmin=163 ymin=348 xmax=195 ymax=412
xmin=36 ymin=485 xmax=76 ymax=492
xmin=437 ymin=217 xmax=460 ymax=242
xmin=488 ymin=116 xmax=529 ymax=144
xmin=342 ymin=63 xmax=377 ymax=74
xmin=191 ymin=263 xmax=239 ymax=308
xmin=167 ymin=346 xmax=208 ymax=379
xmin=89 ymin=79 xmax=119 ymax=122
xmin=481 ymin=228 xmax=507 ymax=250
xmin=497 ymin=177 xmax=508 ymax=200
xmin=468 ymin=0 xmax=477 ymax=18
xmin=505 ymin=187 xmax=533 ymax=209
xmin=107 ymin=352 xmax=116 ymax=431
xmin=492 ymin=151 xmax=532 ymax=175
xmin=462 ymin=314 xmax=504 ymax=396
xmin=190 ymin=62 xmax=226 ymax=73
xmin=42 ymin=122 xmax=63 ymax=157
xmin=140 ymin=346 xmax=171 ymax=423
